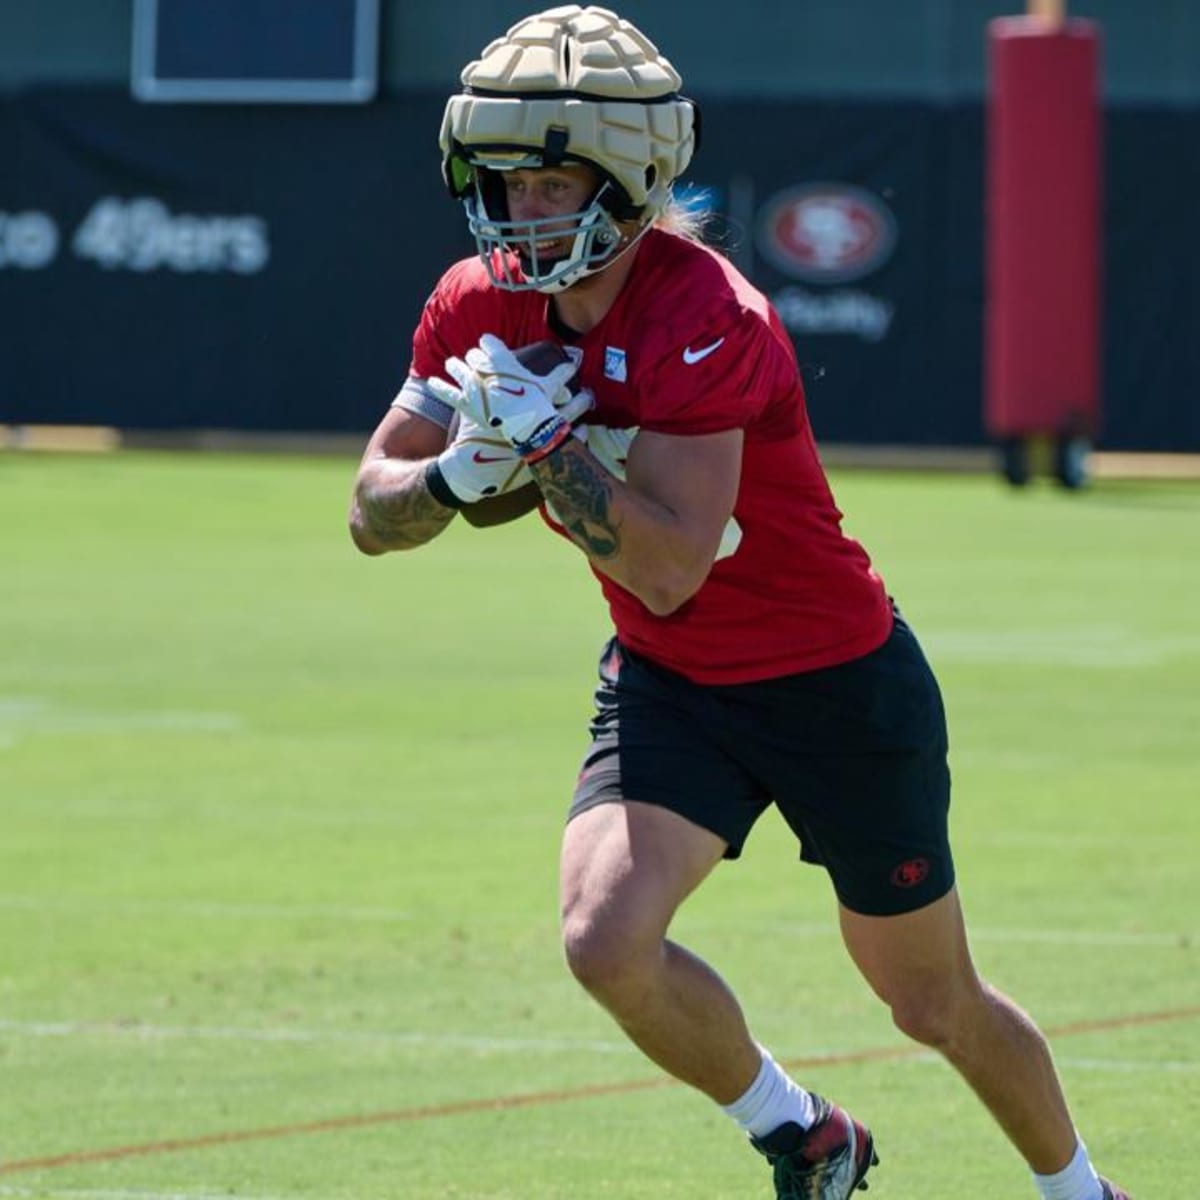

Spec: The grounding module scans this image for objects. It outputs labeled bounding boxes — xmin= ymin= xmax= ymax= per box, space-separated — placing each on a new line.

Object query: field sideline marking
xmin=2 ymin=1005 xmax=1197 ymax=1177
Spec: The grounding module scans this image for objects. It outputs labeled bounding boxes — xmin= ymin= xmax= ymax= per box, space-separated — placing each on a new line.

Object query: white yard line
xmin=0 ymin=697 xmax=244 ymax=751
xmin=1 ymin=1020 xmax=1196 ymax=1072
xmin=0 ymin=896 xmax=412 ymax=923
xmin=0 ymin=1190 xmax=304 ymax=1200
xmin=0 ymin=1019 xmax=633 ymax=1055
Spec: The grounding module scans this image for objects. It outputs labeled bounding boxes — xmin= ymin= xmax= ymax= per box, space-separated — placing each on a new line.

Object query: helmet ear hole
xmin=476 ymin=168 xmax=510 ymax=222
xmin=593 ymin=178 xmax=642 ymax=224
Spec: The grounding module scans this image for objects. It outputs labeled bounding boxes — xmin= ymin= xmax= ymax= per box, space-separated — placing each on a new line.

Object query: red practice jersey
xmin=409 ymin=229 xmax=893 ymax=684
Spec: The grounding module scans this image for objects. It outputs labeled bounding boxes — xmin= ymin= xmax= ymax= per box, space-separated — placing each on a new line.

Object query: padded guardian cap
xmin=439 ymin=5 xmax=699 ymax=292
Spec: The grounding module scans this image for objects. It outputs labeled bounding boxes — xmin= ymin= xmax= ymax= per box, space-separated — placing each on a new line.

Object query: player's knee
xmin=561 ymin=910 xmax=653 ymax=999
xmin=887 ymin=988 xmax=962 ymax=1049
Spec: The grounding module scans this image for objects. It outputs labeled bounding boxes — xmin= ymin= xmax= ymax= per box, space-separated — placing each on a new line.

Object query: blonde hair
xmin=652 ymin=194 xmax=712 ymax=244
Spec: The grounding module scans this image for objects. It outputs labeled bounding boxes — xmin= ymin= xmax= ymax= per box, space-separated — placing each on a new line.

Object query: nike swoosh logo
xmin=472 ymin=450 xmax=511 ymax=464
xmin=682 ymin=337 xmax=725 ymax=365
xmin=497 ymin=384 xmax=526 ymax=396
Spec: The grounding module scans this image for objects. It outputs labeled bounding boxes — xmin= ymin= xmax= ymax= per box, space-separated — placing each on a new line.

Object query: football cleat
xmin=1099 ymin=1179 xmax=1132 ymax=1200
xmin=750 ymin=1095 xmax=878 ymax=1199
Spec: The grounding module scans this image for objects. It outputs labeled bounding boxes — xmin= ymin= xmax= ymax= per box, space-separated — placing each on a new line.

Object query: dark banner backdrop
xmin=2 ymin=87 xmax=1197 ymax=450
xmin=1 ymin=89 xmax=456 ymax=433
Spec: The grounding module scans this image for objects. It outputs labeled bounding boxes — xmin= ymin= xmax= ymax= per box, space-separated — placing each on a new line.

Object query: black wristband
xmin=424 ymin=460 xmax=465 ymax=510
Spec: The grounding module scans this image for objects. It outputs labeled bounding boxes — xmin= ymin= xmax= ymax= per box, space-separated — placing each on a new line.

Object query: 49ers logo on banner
xmin=757 ymin=183 xmax=897 ymax=284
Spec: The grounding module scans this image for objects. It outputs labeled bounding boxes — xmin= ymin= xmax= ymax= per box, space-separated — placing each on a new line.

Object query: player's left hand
xmin=442 ymin=334 xmax=590 ymax=462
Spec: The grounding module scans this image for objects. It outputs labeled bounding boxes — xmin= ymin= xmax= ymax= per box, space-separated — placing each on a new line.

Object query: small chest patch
xmin=604 ymin=346 xmax=627 ymax=382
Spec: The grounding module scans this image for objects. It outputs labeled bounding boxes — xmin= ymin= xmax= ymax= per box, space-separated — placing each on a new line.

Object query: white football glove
xmin=425 ymin=366 xmax=592 ymax=507
xmin=572 ymin=423 xmax=635 ymax=481
xmin=447 ymin=333 xmax=590 ymax=461
xmin=433 ymin=410 xmax=530 ymax=503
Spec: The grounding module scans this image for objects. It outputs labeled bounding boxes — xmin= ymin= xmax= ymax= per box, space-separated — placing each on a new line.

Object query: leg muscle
xmin=559 ymin=800 xmax=761 ymax=1103
xmin=840 ymin=887 xmax=1077 ymax=1173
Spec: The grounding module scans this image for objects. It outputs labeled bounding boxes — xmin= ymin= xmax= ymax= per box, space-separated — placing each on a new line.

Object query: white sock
xmin=720 ymin=1044 xmax=818 ymax=1138
xmin=1033 ymin=1139 xmax=1103 ymax=1200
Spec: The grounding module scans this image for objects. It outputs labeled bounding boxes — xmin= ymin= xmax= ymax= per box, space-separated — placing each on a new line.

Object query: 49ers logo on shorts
xmin=890 ymin=858 xmax=930 ymax=889
xmin=756 ymin=183 xmax=897 ymax=284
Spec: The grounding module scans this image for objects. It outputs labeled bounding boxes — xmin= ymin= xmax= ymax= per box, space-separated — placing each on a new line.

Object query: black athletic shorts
xmin=569 ymin=608 xmax=955 ymax=916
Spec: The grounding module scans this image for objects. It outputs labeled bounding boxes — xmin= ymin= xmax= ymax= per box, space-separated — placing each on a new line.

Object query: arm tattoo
xmin=356 ymin=466 xmax=456 ymax=550
xmin=532 ymin=444 xmax=621 ymax=560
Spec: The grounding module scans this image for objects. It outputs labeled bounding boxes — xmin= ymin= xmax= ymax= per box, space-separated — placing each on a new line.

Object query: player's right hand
xmin=435 ymin=409 xmax=530 ymax=503
xmin=434 ymin=336 xmax=591 ymax=462
xmin=426 ymin=376 xmax=593 ymax=504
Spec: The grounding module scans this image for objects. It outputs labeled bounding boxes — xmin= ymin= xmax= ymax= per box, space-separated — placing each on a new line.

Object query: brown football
xmin=444 ymin=339 xmax=580 ymax=446
xmin=513 ymin=339 xmax=580 ymax=394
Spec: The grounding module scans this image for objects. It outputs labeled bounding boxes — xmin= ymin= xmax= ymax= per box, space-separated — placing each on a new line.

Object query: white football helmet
xmin=439 ymin=5 xmax=700 ymax=293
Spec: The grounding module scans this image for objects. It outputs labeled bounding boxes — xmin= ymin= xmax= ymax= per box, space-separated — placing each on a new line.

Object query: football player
xmin=348 ymin=7 xmax=1130 ymax=1199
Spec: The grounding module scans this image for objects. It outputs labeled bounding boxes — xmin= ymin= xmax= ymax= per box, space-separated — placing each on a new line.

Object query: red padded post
xmin=984 ymin=16 xmax=1102 ymax=443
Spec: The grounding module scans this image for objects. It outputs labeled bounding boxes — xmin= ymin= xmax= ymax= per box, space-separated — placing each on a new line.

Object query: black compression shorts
xmin=569 ymin=609 xmax=955 ymax=916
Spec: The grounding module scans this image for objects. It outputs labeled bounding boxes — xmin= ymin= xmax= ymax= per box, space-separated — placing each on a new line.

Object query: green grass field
xmin=2 ymin=450 xmax=1197 ymax=1199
